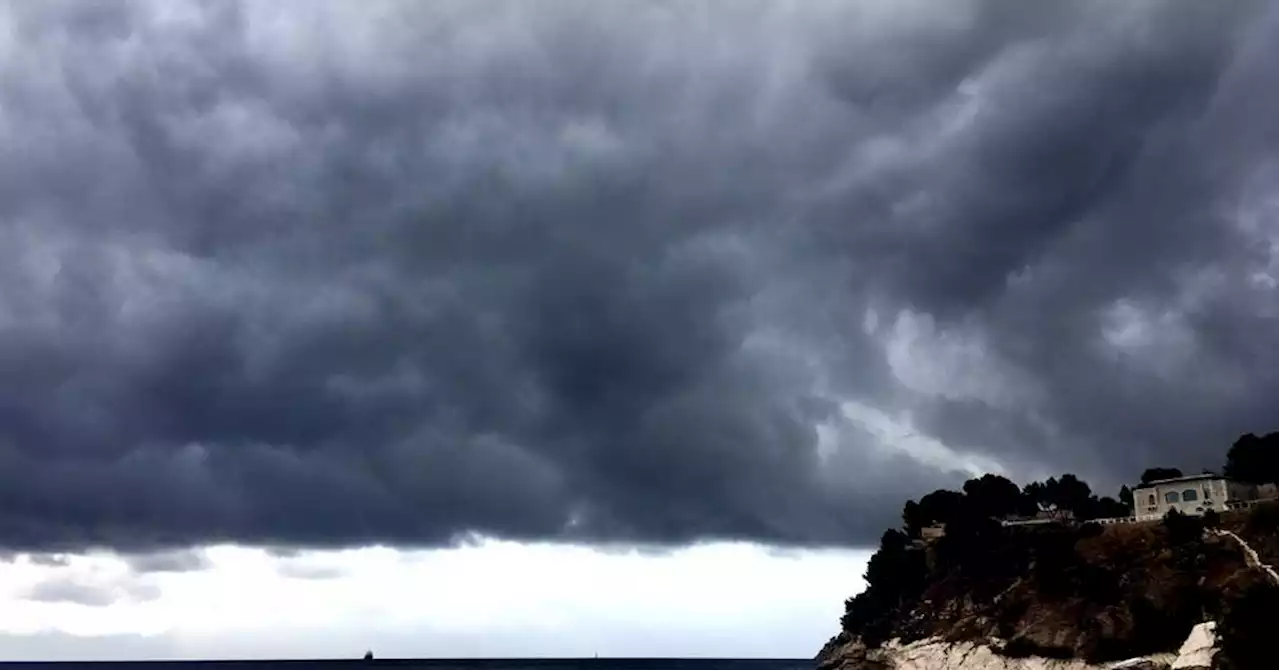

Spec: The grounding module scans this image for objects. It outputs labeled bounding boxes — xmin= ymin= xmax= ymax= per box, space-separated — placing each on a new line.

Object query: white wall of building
xmin=1132 ymin=477 xmax=1231 ymax=521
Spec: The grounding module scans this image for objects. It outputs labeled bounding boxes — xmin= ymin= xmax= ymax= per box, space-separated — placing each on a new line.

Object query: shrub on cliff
xmin=1161 ymin=509 xmax=1204 ymax=545
xmin=1214 ymin=577 xmax=1278 ymax=670
xmin=1244 ymin=502 xmax=1276 ymax=536
xmin=841 ymin=529 xmax=928 ymax=647
xmin=854 ymin=472 xmax=1115 ymax=645
xmin=835 ymin=434 xmax=1278 ymax=665
xmin=842 ymin=512 xmax=1257 ymax=662
xmin=1223 ymin=501 xmax=1278 ymax=569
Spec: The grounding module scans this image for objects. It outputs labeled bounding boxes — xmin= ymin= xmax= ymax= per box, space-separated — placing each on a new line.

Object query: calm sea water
xmin=0 ymin=660 xmax=812 ymax=670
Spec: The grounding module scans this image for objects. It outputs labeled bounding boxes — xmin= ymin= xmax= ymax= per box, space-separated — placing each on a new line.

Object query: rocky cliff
xmin=817 ymin=504 xmax=1278 ymax=670
xmin=817 ymin=621 xmax=1215 ymax=670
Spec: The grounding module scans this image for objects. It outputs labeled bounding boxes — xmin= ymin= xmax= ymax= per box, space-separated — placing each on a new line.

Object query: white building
xmin=1131 ymin=473 xmax=1255 ymax=521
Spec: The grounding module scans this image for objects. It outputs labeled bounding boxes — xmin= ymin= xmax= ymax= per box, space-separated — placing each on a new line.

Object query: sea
xmin=0 ymin=660 xmax=813 ymax=670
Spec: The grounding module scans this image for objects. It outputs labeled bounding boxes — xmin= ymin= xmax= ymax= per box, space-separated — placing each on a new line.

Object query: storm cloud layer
xmin=0 ymin=0 xmax=1275 ymax=552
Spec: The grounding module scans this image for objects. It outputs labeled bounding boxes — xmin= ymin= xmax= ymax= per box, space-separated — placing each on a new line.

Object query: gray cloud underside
xmin=0 ymin=0 xmax=1274 ymax=552
xmin=123 ymin=549 xmax=211 ymax=574
xmin=23 ymin=574 xmax=160 ymax=608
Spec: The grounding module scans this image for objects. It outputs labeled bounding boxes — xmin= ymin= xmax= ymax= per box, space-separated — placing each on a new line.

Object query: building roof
xmin=1134 ymin=473 xmax=1225 ymax=488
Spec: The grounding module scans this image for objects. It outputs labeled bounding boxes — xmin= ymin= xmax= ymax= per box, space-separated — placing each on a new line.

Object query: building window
xmin=1182 ymin=489 xmax=1198 ymax=502
xmin=1148 ymin=494 xmax=1157 ymax=506
xmin=1164 ymin=491 xmax=1180 ymax=503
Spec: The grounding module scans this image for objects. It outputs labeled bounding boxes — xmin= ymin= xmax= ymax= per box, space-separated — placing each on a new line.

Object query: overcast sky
xmin=0 ymin=0 xmax=1275 ymax=660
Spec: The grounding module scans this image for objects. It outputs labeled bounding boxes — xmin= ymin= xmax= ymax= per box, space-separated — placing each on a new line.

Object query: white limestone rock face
xmin=842 ymin=622 xmax=1217 ymax=670
xmin=867 ymin=637 xmax=1170 ymax=670
xmin=1169 ymin=622 xmax=1217 ymax=670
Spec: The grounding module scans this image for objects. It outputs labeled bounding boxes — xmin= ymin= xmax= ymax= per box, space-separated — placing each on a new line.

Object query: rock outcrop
xmin=816 ymin=622 xmax=1219 ymax=670
xmin=819 ymin=503 xmax=1278 ymax=670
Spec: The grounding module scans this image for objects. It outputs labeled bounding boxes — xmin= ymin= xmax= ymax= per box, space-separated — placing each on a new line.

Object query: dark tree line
xmin=846 ymin=470 xmax=1126 ymax=645
xmin=900 ymin=472 xmax=1129 ymax=539
xmin=1140 ymin=467 xmax=1184 ymax=484
xmin=896 ymin=433 xmax=1280 ymax=543
xmin=897 ymin=431 xmax=1277 ymax=541
xmin=1132 ymin=431 xmax=1276 ymax=488
xmin=843 ymin=430 xmax=1278 ymax=649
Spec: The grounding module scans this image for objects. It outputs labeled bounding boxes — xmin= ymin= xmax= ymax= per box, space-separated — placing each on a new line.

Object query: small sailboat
xmin=364 ymin=649 xmax=375 ymax=661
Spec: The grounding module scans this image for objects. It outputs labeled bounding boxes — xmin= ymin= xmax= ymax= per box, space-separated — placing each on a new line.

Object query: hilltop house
xmin=1130 ymin=473 xmax=1256 ymax=521
xmin=920 ymin=523 xmax=947 ymax=541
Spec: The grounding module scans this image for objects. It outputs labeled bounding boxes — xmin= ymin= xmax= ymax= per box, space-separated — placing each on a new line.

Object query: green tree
xmin=1223 ymin=432 xmax=1278 ymax=485
xmin=1021 ymin=480 xmax=1050 ymax=513
xmin=1118 ymin=485 xmax=1133 ymax=507
xmin=962 ymin=474 xmax=1023 ymax=519
xmin=1020 ymin=475 xmax=1095 ymax=518
xmin=1140 ymin=467 xmax=1183 ymax=485
xmin=902 ymin=499 xmax=923 ymax=535
xmin=909 ymin=489 xmax=965 ymax=528
xmin=1090 ymin=496 xmax=1130 ymax=519
xmin=1049 ymin=474 xmax=1094 ymax=517
xmin=841 ymin=528 xmax=928 ymax=646
xmin=906 ymin=491 xmax=962 ymax=540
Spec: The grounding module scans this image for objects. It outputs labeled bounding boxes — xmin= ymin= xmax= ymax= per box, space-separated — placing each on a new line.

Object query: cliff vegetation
xmin=823 ymin=431 xmax=1278 ymax=670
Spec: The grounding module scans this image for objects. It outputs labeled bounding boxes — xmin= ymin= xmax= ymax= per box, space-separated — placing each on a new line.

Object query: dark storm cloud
xmin=0 ymin=0 xmax=1273 ymax=552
